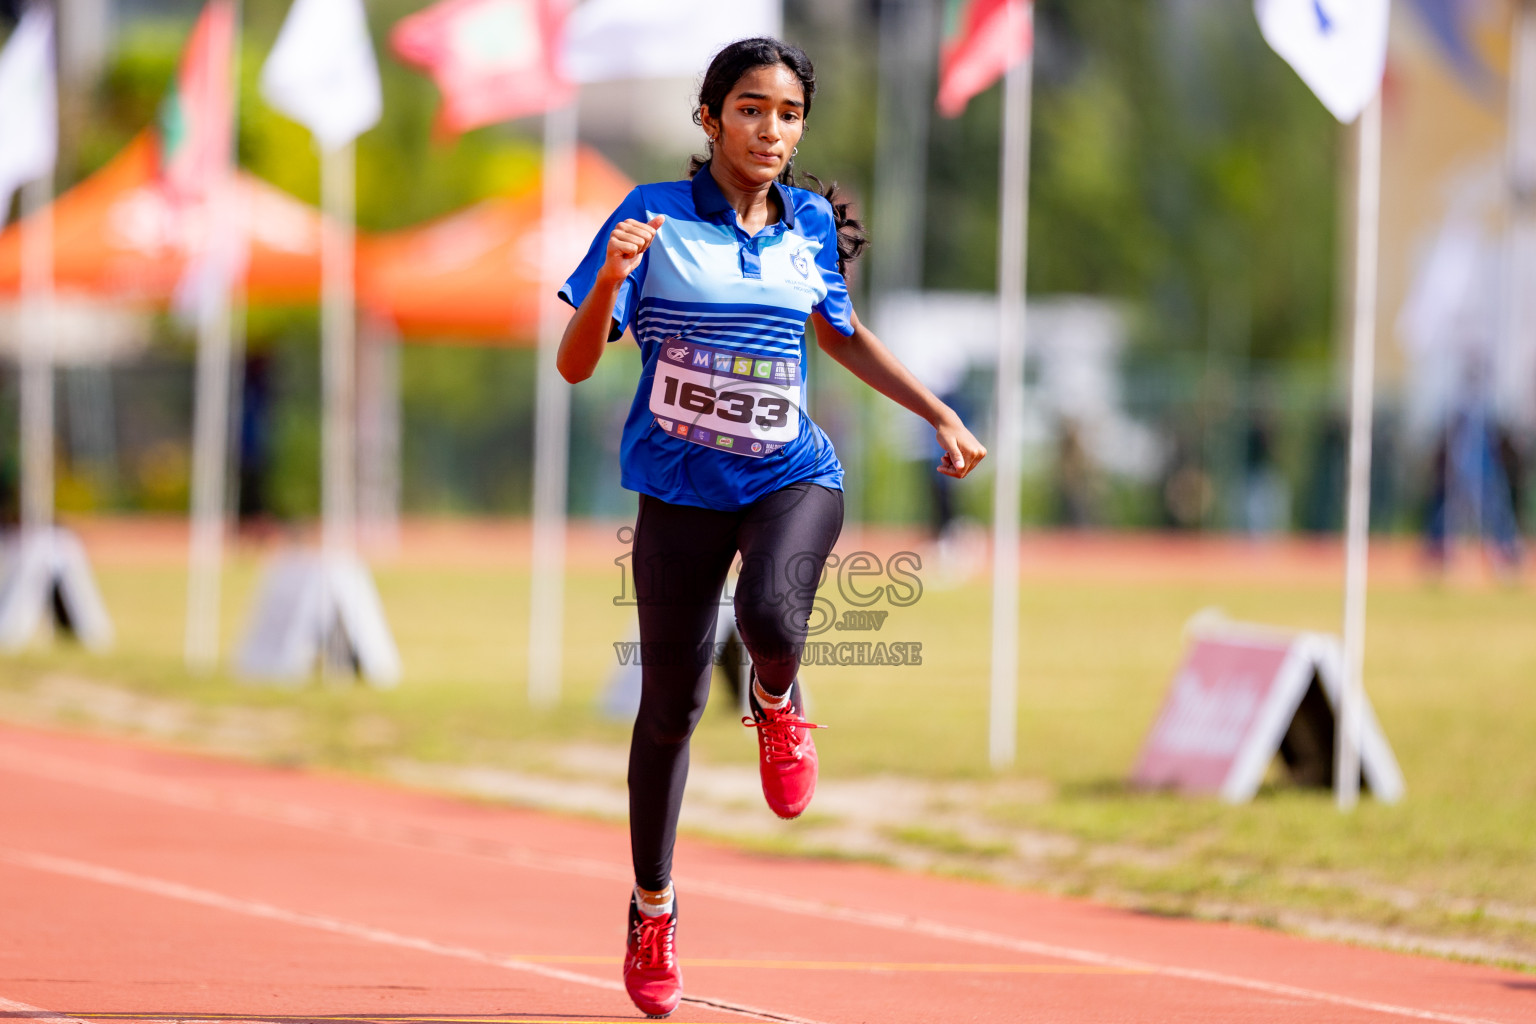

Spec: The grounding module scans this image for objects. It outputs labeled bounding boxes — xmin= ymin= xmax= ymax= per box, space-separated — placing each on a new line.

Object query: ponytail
xmin=789 ymin=171 xmax=867 ymax=279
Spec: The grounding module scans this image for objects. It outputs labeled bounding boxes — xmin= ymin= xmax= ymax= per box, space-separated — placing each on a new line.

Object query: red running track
xmin=0 ymin=723 xmax=1530 ymax=1024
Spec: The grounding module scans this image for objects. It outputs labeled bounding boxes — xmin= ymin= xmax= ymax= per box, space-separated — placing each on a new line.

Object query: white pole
xmin=183 ymin=191 xmax=237 ymax=671
xmin=185 ymin=2 xmax=242 ymax=671
xmin=988 ymin=5 xmax=1035 ymax=770
xmin=321 ymin=140 xmax=358 ymax=561
xmin=1500 ymin=0 xmax=1536 ymax=438
xmin=225 ymin=278 xmax=248 ymax=537
xmin=19 ymin=175 xmax=54 ymax=545
xmin=1337 ymin=93 xmax=1383 ymax=811
xmin=357 ymin=315 xmax=401 ymax=553
xmin=316 ymin=139 xmax=359 ymax=680
xmin=528 ymin=101 xmax=577 ymax=708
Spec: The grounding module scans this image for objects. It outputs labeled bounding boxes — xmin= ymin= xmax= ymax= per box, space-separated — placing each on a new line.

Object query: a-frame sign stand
xmin=1133 ymin=616 xmax=1405 ymax=804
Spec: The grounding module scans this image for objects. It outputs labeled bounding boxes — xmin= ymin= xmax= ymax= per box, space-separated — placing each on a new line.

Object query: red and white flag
xmin=157 ymin=0 xmax=236 ymax=206
xmin=936 ymin=0 xmax=1034 ymax=118
xmin=157 ymin=0 xmax=243 ymax=319
xmin=391 ymin=0 xmax=573 ymax=135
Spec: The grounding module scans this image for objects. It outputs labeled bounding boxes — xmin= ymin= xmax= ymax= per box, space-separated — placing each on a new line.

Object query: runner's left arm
xmin=811 ymin=311 xmax=987 ymax=479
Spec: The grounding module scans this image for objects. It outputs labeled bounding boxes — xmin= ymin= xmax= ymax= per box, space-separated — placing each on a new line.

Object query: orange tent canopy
xmin=0 ymin=134 xmax=637 ymax=342
xmin=0 ymin=135 xmax=325 ymax=307
xmin=357 ymin=147 xmax=634 ymax=343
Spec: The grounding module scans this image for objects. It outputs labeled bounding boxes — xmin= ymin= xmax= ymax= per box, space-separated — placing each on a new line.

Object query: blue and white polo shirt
xmin=559 ymin=164 xmax=856 ymax=511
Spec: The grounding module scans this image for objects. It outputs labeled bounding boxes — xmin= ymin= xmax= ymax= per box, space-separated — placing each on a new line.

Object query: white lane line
xmin=0 ymin=748 xmax=634 ymax=885
xmin=0 ymin=748 xmax=1516 ymax=1024
xmin=678 ymin=880 xmax=1511 ymax=1024
xmin=0 ymin=997 xmax=95 ymax=1024
xmin=0 ymin=849 xmax=827 ymax=1024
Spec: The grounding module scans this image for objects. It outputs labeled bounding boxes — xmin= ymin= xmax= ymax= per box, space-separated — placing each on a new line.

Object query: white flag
xmin=261 ymin=0 xmax=382 ymax=152
xmin=1255 ymin=0 xmax=1391 ymax=123
xmin=0 ymin=6 xmax=57 ymax=219
xmin=564 ymin=0 xmax=781 ymax=84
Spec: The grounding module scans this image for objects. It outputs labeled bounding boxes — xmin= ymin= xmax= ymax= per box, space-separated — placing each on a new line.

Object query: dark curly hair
xmin=687 ymin=37 xmax=867 ymax=276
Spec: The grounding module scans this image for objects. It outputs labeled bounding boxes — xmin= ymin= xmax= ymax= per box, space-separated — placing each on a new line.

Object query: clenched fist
xmin=603 ymin=215 xmax=666 ymax=281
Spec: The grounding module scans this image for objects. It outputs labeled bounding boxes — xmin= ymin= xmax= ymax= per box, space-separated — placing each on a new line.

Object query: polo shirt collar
xmin=691 ymin=162 xmax=796 ymax=231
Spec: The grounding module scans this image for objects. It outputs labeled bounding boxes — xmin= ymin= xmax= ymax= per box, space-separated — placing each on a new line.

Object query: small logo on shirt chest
xmin=789 ymin=248 xmax=810 ymax=279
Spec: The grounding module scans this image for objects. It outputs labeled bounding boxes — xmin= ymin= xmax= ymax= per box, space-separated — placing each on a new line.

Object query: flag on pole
xmin=156 ymin=1 xmax=239 ymax=321
xmin=391 ymin=0 xmax=572 ymax=135
xmin=262 ymin=0 xmax=382 ymax=152
xmin=158 ymin=0 xmax=236 ymax=206
xmin=0 ymin=4 xmax=57 ymax=220
xmin=1255 ymin=0 xmax=1392 ymax=123
xmin=936 ymin=0 xmax=1034 ymax=118
xmin=562 ymin=0 xmax=780 ymax=83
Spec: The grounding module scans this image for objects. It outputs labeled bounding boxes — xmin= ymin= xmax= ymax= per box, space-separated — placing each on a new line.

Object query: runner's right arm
xmin=557 ymin=216 xmax=665 ymax=383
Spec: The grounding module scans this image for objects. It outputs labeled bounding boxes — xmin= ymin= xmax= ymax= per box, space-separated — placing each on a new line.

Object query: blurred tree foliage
xmin=772 ymin=0 xmax=1348 ymax=528
xmin=25 ymin=0 xmax=1346 ymax=522
xmin=925 ymin=0 xmax=1340 ymax=364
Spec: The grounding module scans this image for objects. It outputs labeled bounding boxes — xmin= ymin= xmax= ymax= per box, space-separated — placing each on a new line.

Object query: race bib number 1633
xmin=649 ymin=338 xmax=801 ymax=458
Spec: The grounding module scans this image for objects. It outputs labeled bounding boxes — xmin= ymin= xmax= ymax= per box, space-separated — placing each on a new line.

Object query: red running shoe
xmin=623 ymin=894 xmax=682 ymax=1018
xmin=743 ymin=679 xmax=826 ymax=820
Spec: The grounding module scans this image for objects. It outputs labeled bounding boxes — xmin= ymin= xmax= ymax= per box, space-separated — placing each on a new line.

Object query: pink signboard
xmin=1132 ymin=634 xmax=1295 ymax=796
xmin=1131 ymin=623 xmax=1405 ymax=803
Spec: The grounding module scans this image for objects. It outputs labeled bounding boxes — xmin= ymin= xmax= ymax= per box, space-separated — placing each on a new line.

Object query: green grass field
xmin=3 ymin=533 xmax=1534 ymax=967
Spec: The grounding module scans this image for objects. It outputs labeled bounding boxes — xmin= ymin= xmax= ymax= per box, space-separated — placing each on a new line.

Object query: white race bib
xmin=649 ymin=338 xmax=801 ymax=458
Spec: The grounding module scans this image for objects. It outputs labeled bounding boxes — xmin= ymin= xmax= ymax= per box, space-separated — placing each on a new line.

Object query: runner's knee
xmin=634 ymin=674 xmax=711 ymax=747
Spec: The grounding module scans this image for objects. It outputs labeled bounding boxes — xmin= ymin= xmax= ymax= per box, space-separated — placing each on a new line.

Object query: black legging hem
xmin=626 ymin=482 xmax=844 ymax=890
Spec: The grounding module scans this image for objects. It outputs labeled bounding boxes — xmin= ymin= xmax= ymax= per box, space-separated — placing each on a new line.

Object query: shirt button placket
xmin=740 ymin=238 xmax=762 ymax=280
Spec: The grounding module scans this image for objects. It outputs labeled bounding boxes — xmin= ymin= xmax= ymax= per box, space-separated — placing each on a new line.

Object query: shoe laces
xmin=632 ymin=913 xmax=675 ymax=970
xmin=743 ymin=704 xmax=826 ymax=764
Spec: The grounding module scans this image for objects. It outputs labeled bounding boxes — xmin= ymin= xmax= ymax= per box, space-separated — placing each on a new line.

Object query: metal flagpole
xmin=185 ymin=0 xmax=242 ymax=671
xmin=239 ymin=0 xmax=393 ymax=686
xmin=317 ymin=137 xmax=359 ymax=681
xmin=321 ymin=141 xmax=359 ymax=562
xmin=19 ymin=175 xmax=55 ymax=551
xmin=1501 ymin=0 xmax=1536 ymax=439
xmin=225 ymin=277 xmax=249 ymax=536
xmin=1336 ymin=93 xmax=1383 ymax=811
xmin=528 ymin=100 xmax=577 ymax=707
xmin=988 ymin=3 xmax=1035 ymax=770
xmin=183 ymin=197 xmax=237 ymax=671
xmin=0 ymin=7 xmax=112 ymax=656
xmin=357 ymin=314 xmax=401 ymax=553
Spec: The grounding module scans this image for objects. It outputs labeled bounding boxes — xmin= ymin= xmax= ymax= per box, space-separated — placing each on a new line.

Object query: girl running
xmin=557 ymin=37 xmax=987 ymax=1018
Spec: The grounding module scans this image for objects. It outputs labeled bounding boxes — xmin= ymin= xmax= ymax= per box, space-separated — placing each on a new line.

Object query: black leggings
xmin=628 ymin=482 xmax=844 ymax=891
